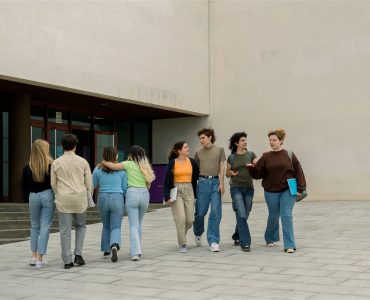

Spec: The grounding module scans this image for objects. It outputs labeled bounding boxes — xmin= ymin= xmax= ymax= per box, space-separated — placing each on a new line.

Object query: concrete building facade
xmin=1 ymin=1 xmax=369 ymax=202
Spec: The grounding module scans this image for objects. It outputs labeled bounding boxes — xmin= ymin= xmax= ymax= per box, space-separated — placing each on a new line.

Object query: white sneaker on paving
xmin=286 ymin=248 xmax=295 ymax=254
xmin=266 ymin=242 xmax=275 ymax=247
xmin=179 ymin=245 xmax=188 ymax=253
xmin=210 ymin=243 xmax=220 ymax=252
xmin=29 ymin=257 xmax=36 ymax=266
xmin=36 ymin=260 xmax=46 ymax=268
xmin=195 ymin=235 xmax=202 ymax=246
xmin=131 ymin=255 xmax=140 ymax=261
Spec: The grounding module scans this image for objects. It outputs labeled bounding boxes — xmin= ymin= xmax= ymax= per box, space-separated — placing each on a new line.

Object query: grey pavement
xmin=1 ymin=200 xmax=370 ymax=300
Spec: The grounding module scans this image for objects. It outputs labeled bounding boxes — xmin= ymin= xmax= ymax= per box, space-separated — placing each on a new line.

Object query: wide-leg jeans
xmin=98 ymin=192 xmax=124 ymax=252
xmin=193 ymin=177 xmax=222 ymax=245
xmin=29 ymin=189 xmax=55 ymax=255
xmin=230 ymin=187 xmax=254 ymax=247
xmin=264 ymin=189 xmax=296 ymax=250
xmin=125 ymin=187 xmax=149 ymax=257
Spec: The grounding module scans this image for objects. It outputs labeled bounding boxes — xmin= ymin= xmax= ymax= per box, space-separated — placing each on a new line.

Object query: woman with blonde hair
xmin=247 ymin=129 xmax=306 ymax=253
xmin=103 ymin=145 xmax=155 ymax=261
xmin=22 ymin=139 xmax=55 ymax=268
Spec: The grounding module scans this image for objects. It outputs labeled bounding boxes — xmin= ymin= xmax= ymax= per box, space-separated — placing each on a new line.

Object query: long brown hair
xmin=98 ymin=146 xmax=118 ymax=173
xmin=168 ymin=141 xmax=186 ymax=161
xmin=29 ymin=139 xmax=53 ymax=182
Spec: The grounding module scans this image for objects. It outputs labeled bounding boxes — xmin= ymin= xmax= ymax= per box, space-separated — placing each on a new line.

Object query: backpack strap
xmin=229 ymin=153 xmax=236 ymax=168
xmin=287 ymin=150 xmax=293 ymax=163
xmin=287 ymin=150 xmax=296 ymax=176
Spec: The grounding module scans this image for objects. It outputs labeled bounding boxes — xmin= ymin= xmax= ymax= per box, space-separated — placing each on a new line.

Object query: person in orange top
xmin=163 ymin=141 xmax=199 ymax=253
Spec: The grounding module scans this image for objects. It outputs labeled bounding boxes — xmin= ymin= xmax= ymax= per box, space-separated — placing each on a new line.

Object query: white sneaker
xmin=266 ymin=242 xmax=275 ymax=247
xmin=195 ymin=235 xmax=202 ymax=246
xmin=179 ymin=245 xmax=188 ymax=253
xmin=131 ymin=255 xmax=140 ymax=261
xmin=36 ymin=260 xmax=46 ymax=268
xmin=29 ymin=257 xmax=36 ymax=266
xmin=286 ymin=248 xmax=295 ymax=254
xmin=210 ymin=243 xmax=220 ymax=252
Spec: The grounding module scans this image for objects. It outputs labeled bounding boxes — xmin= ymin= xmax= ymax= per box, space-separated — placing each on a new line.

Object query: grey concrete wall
xmin=154 ymin=1 xmax=370 ymax=201
xmin=0 ymin=1 xmax=209 ymax=115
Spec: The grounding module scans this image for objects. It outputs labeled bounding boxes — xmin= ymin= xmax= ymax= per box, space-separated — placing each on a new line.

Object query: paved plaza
xmin=1 ymin=200 xmax=370 ymax=299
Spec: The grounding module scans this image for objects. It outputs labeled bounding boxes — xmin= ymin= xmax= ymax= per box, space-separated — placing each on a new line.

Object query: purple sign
xmin=149 ymin=164 xmax=167 ymax=203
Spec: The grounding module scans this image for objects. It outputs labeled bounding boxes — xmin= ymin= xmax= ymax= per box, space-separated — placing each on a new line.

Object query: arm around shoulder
xmin=102 ymin=161 xmax=125 ymax=171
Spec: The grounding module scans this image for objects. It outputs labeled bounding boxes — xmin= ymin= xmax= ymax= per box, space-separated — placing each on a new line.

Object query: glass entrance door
xmin=1 ymin=111 xmax=9 ymax=202
xmin=72 ymin=128 xmax=93 ymax=168
xmin=31 ymin=125 xmax=44 ymax=145
xmin=95 ymin=132 xmax=115 ymax=165
xmin=49 ymin=127 xmax=68 ymax=159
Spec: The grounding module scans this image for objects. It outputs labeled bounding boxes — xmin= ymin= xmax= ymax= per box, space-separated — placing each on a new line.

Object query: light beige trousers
xmin=171 ymin=183 xmax=195 ymax=246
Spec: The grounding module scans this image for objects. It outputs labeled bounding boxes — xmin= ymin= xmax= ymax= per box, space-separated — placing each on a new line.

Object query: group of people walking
xmin=163 ymin=127 xmax=306 ymax=255
xmin=22 ymin=126 xmax=306 ymax=269
xmin=23 ymin=134 xmax=154 ymax=269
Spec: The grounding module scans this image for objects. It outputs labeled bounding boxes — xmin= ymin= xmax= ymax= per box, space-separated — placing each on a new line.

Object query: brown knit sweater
xmin=248 ymin=149 xmax=306 ymax=193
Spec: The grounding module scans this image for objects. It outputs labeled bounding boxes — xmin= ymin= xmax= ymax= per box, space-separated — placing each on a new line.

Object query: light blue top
xmin=92 ymin=167 xmax=128 ymax=195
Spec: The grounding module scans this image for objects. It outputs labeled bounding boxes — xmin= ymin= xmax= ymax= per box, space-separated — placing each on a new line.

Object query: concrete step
xmin=0 ymin=218 xmax=102 ymax=230
xmin=0 ymin=211 xmax=100 ymax=220
xmin=0 ymin=237 xmax=29 ymax=245
xmin=0 ymin=227 xmax=61 ymax=239
xmin=0 ymin=203 xmax=99 ymax=212
xmin=0 ymin=218 xmax=102 ymax=239
xmin=0 ymin=203 xmax=30 ymax=212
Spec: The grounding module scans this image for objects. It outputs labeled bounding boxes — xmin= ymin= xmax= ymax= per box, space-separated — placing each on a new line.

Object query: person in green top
xmin=103 ymin=145 xmax=155 ymax=261
xmin=226 ymin=132 xmax=257 ymax=252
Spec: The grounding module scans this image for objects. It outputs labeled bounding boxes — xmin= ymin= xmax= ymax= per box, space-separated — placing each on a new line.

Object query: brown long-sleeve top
xmin=248 ymin=149 xmax=306 ymax=193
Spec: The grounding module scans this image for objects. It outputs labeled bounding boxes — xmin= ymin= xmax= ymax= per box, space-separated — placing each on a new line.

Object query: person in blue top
xmin=93 ymin=146 xmax=128 ymax=263
xmin=102 ymin=145 xmax=156 ymax=261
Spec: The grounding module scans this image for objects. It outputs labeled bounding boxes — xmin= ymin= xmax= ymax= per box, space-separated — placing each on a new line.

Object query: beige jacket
xmin=51 ymin=151 xmax=93 ymax=213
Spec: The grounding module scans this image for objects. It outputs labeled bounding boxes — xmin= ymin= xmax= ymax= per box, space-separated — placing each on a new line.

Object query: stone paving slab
xmin=1 ymin=200 xmax=370 ymax=299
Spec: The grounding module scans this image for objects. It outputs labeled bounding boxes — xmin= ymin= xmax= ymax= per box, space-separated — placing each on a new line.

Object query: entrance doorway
xmin=95 ymin=132 xmax=115 ymax=165
xmin=72 ymin=128 xmax=93 ymax=168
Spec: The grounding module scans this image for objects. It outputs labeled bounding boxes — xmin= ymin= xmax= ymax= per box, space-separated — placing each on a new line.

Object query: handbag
xmin=287 ymin=150 xmax=308 ymax=202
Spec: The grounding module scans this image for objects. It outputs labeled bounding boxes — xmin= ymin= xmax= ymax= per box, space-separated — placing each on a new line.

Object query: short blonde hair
xmin=29 ymin=139 xmax=53 ymax=182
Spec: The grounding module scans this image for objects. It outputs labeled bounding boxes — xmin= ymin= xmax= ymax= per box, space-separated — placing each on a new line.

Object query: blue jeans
xmin=125 ymin=187 xmax=149 ymax=256
xmin=230 ymin=187 xmax=254 ymax=247
xmin=29 ymin=189 xmax=55 ymax=255
xmin=264 ymin=189 xmax=296 ymax=249
xmin=193 ymin=177 xmax=222 ymax=245
xmin=98 ymin=192 xmax=124 ymax=252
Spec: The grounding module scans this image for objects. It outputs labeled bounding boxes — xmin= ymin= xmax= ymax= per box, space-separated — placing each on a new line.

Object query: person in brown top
xmin=247 ymin=129 xmax=306 ymax=253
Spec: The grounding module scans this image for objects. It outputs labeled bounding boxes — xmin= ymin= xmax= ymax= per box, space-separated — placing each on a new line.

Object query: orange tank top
xmin=174 ymin=158 xmax=192 ymax=183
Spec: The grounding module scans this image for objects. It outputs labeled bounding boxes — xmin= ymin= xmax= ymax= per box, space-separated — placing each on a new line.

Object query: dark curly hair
xmin=197 ymin=127 xmax=216 ymax=143
xmin=228 ymin=132 xmax=247 ymax=153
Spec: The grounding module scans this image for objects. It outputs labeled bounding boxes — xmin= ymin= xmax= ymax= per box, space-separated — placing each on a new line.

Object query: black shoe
xmin=74 ymin=255 xmax=85 ymax=266
xmin=241 ymin=245 xmax=250 ymax=252
xmin=111 ymin=246 xmax=118 ymax=263
xmin=103 ymin=252 xmax=111 ymax=257
xmin=64 ymin=262 xmax=74 ymax=269
xmin=234 ymin=240 xmax=240 ymax=246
